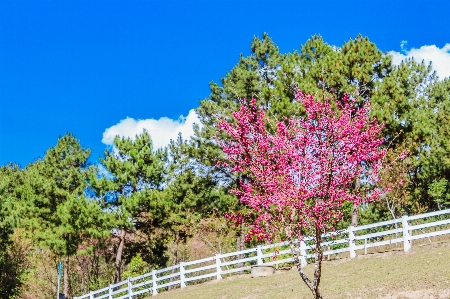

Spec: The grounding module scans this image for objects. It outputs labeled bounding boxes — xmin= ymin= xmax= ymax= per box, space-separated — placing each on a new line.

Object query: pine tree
xmin=163 ymin=134 xmax=233 ymax=265
xmin=0 ymin=164 xmax=26 ymax=298
xmin=16 ymin=133 xmax=107 ymax=299
xmin=91 ymin=130 xmax=167 ymax=283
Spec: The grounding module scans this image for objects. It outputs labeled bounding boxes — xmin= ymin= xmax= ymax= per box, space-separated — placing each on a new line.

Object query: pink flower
xmin=217 ymin=90 xmax=386 ymax=243
xmin=399 ymin=151 xmax=408 ymax=160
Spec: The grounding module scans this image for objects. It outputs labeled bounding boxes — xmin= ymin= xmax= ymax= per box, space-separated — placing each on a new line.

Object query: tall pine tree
xmin=16 ymin=133 xmax=107 ymax=299
xmin=91 ymin=130 xmax=167 ymax=283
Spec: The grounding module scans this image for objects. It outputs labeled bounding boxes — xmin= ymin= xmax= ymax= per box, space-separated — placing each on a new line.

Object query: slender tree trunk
xmin=288 ymin=231 xmax=323 ymax=299
xmin=312 ymin=229 xmax=323 ymax=299
xmin=173 ymin=233 xmax=179 ymax=265
xmin=63 ymin=256 xmax=70 ymax=299
xmin=169 ymin=233 xmax=179 ymax=290
xmin=240 ymin=222 xmax=245 ymax=250
xmin=237 ymin=222 xmax=245 ymax=274
xmin=351 ymin=177 xmax=361 ymax=226
xmin=351 ymin=204 xmax=359 ymax=227
xmin=114 ymin=230 xmax=126 ymax=284
xmin=288 ymin=238 xmax=321 ymax=298
xmin=385 ymin=199 xmax=400 ymax=246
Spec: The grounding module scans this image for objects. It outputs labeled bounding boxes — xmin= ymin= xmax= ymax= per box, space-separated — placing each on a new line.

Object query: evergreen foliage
xmin=163 ymin=134 xmax=233 ymax=264
xmin=14 ymin=133 xmax=108 ymax=298
xmin=1 ymin=33 xmax=450 ymax=298
xmin=0 ymin=164 xmax=27 ymax=299
xmin=91 ymin=130 xmax=168 ymax=283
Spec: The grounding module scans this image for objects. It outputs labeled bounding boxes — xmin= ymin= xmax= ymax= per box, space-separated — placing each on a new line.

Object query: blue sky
xmin=1 ymin=0 xmax=449 ymax=167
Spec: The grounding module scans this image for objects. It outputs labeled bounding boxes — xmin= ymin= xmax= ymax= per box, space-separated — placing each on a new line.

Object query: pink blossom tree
xmin=218 ymin=91 xmax=387 ymax=299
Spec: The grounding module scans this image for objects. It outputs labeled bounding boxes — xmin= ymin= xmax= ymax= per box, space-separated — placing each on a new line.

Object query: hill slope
xmin=147 ymin=242 xmax=450 ymax=299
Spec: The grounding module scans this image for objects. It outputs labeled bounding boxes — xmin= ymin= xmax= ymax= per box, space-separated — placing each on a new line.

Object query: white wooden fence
xmin=73 ymin=208 xmax=450 ymax=299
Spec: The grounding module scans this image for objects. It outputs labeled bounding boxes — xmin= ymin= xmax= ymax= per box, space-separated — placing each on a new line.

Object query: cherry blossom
xmin=218 ymin=90 xmax=387 ymax=298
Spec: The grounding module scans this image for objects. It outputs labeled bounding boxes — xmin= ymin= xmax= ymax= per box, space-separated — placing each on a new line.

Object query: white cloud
xmin=102 ymin=109 xmax=201 ymax=150
xmin=389 ymin=43 xmax=450 ymax=79
xmin=96 ymin=164 xmax=114 ymax=179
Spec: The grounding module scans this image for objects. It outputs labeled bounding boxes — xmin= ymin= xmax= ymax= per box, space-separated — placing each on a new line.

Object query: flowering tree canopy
xmin=218 ymin=91 xmax=387 ymax=298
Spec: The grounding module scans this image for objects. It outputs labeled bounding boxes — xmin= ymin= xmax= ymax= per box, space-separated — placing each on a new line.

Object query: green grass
xmin=146 ymin=241 xmax=450 ymax=299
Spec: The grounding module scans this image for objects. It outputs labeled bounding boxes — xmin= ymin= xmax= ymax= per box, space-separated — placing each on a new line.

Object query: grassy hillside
xmin=146 ymin=241 xmax=450 ymax=299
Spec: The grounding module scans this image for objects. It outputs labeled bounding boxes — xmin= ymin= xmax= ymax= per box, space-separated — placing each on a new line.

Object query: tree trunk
xmin=173 ymin=233 xmax=179 ymax=266
xmin=288 ymin=237 xmax=323 ymax=299
xmin=168 ymin=234 xmax=179 ymax=290
xmin=386 ymin=199 xmax=399 ymax=244
xmin=114 ymin=230 xmax=126 ymax=284
xmin=312 ymin=229 xmax=323 ymax=299
xmin=236 ymin=222 xmax=245 ymax=274
xmin=351 ymin=177 xmax=361 ymax=226
xmin=63 ymin=256 xmax=70 ymax=299
xmin=351 ymin=204 xmax=359 ymax=227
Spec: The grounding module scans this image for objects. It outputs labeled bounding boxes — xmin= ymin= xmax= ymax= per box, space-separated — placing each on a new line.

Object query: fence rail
xmin=73 ymin=209 xmax=450 ymax=299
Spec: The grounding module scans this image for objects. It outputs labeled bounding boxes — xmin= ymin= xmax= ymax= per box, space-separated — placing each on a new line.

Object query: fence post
xmin=349 ymin=226 xmax=356 ymax=258
xmin=151 ymin=270 xmax=158 ymax=296
xmin=256 ymin=246 xmax=263 ymax=265
xmin=179 ymin=262 xmax=186 ymax=288
xmin=215 ymin=254 xmax=222 ymax=280
xmin=108 ymin=284 xmax=112 ymax=299
xmin=402 ymin=215 xmax=411 ymax=252
xmin=127 ymin=277 xmax=132 ymax=299
xmin=299 ymin=240 xmax=307 ymax=267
